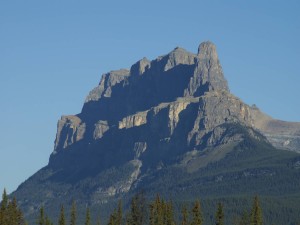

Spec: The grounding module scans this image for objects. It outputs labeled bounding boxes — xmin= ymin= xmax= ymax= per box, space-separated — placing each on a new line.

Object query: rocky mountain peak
xmin=130 ymin=57 xmax=151 ymax=76
xmin=160 ymin=46 xmax=196 ymax=71
xmin=197 ymin=41 xmax=218 ymax=61
xmin=184 ymin=41 xmax=229 ymax=96
xmin=13 ymin=41 xmax=300 ymax=224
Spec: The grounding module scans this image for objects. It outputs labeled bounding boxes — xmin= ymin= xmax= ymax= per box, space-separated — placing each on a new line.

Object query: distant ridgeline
xmin=12 ymin=42 xmax=300 ymax=225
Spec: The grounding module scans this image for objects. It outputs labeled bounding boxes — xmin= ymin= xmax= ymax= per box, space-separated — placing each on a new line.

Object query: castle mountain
xmin=13 ymin=42 xmax=300 ymax=224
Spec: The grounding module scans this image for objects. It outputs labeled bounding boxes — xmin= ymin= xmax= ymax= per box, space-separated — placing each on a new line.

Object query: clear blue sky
xmin=0 ymin=0 xmax=299 ymax=194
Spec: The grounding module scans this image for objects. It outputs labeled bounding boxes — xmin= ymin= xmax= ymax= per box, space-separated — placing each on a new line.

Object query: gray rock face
xmin=184 ymin=41 xmax=229 ymax=96
xmin=85 ymin=69 xmax=130 ymax=103
xmin=161 ymin=47 xmax=196 ymax=71
xmin=14 ymin=41 xmax=300 ymax=222
xmin=130 ymin=57 xmax=151 ymax=76
xmin=54 ymin=115 xmax=85 ymax=153
xmin=53 ymin=41 xmax=300 ymax=154
xmin=250 ymin=106 xmax=300 ymax=152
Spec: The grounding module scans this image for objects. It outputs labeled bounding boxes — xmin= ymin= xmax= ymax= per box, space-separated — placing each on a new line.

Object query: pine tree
xmin=70 ymin=201 xmax=76 ymax=225
xmin=58 ymin=205 xmax=66 ymax=225
xmin=7 ymin=198 xmax=17 ymax=225
xmin=154 ymin=195 xmax=163 ymax=225
xmin=5 ymin=197 xmax=24 ymax=225
xmin=215 ymin=203 xmax=224 ymax=225
xmin=127 ymin=192 xmax=146 ymax=225
xmin=0 ymin=189 xmax=8 ymax=225
xmin=38 ymin=206 xmax=45 ymax=225
xmin=164 ymin=201 xmax=175 ymax=225
xmin=45 ymin=216 xmax=53 ymax=225
xmin=239 ymin=210 xmax=249 ymax=225
xmin=116 ymin=200 xmax=122 ymax=225
xmin=0 ymin=194 xmax=25 ymax=225
xmin=181 ymin=205 xmax=189 ymax=225
xmin=190 ymin=200 xmax=203 ymax=225
xmin=250 ymin=196 xmax=263 ymax=225
xmin=85 ymin=207 xmax=91 ymax=225
xmin=1 ymin=189 xmax=8 ymax=211
xmin=149 ymin=203 xmax=155 ymax=225
xmin=148 ymin=195 xmax=175 ymax=225
xmin=108 ymin=211 xmax=116 ymax=225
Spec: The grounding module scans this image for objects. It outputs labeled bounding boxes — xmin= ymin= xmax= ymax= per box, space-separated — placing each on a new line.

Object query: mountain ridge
xmin=12 ymin=41 xmax=300 ymax=224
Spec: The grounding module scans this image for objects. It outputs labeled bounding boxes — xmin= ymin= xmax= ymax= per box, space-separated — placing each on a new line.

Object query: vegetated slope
xmin=12 ymin=41 xmax=300 ymax=225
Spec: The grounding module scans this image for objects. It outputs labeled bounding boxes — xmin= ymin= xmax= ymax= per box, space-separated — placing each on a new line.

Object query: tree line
xmin=0 ymin=189 xmax=263 ymax=225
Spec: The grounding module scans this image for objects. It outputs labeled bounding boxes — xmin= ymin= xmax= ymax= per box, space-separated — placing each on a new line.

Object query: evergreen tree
xmin=108 ymin=211 xmax=116 ymax=225
xmin=148 ymin=195 xmax=175 ymax=225
xmin=190 ymin=200 xmax=203 ymax=225
xmin=181 ymin=205 xmax=188 ymax=225
xmin=127 ymin=192 xmax=146 ymax=225
xmin=70 ymin=201 xmax=76 ymax=225
xmin=239 ymin=210 xmax=249 ymax=225
xmin=45 ymin=216 xmax=53 ymax=225
xmin=0 ymin=190 xmax=5 ymax=225
xmin=0 ymin=189 xmax=8 ymax=225
xmin=164 ymin=201 xmax=175 ymax=225
xmin=215 ymin=203 xmax=224 ymax=225
xmin=250 ymin=196 xmax=263 ymax=225
xmin=116 ymin=200 xmax=122 ymax=225
xmin=149 ymin=203 xmax=155 ymax=225
xmin=1 ymin=189 xmax=8 ymax=211
xmin=149 ymin=195 xmax=162 ymax=225
xmin=58 ymin=205 xmax=66 ymax=225
xmin=6 ymin=197 xmax=24 ymax=225
xmin=85 ymin=207 xmax=91 ymax=225
xmin=38 ymin=206 xmax=45 ymax=225
xmin=0 ymin=193 xmax=24 ymax=225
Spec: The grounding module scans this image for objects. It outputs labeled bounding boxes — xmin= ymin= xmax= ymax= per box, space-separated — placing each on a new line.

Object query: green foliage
xmin=58 ymin=205 xmax=66 ymax=225
xmin=149 ymin=195 xmax=175 ymax=225
xmin=181 ymin=205 xmax=188 ymax=225
xmin=108 ymin=200 xmax=122 ymax=225
xmin=239 ymin=210 xmax=249 ymax=225
xmin=45 ymin=216 xmax=53 ymax=225
xmin=38 ymin=206 xmax=45 ymax=225
xmin=70 ymin=201 xmax=76 ymax=225
xmin=190 ymin=200 xmax=203 ymax=225
xmin=215 ymin=203 xmax=224 ymax=225
xmin=0 ymin=189 xmax=25 ymax=225
xmin=37 ymin=205 xmax=54 ymax=225
xmin=1 ymin=189 xmax=8 ymax=211
xmin=116 ymin=200 xmax=122 ymax=225
xmin=108 ymin=211 xmax=116 ymax=225
xmin=85 ymin=207 xmax=91 ymax=225
xmin=127 ymin=192 xmax=146 ymax=225
xmin=250 ymin=196 xmax=263 ymax=225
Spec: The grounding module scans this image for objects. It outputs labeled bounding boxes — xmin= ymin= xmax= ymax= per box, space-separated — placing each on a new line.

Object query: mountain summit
xmin=13 ymin=41 xmax=300 ymax=224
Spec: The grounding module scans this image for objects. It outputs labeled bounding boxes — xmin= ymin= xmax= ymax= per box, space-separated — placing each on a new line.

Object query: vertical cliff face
xmin=53 ymin=42 xmax=234 ymax=155
xmin=184 ymin=41 xmax=229 ymax=96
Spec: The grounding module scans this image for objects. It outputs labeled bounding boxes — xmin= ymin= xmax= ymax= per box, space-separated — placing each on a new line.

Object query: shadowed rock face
xmin=53 ymin=41 xmax=300 ymax=156
xmin=13 ymin=41 xmax=300 ymax=222
xmin=53 ymin=42 xmax=232 ymax=155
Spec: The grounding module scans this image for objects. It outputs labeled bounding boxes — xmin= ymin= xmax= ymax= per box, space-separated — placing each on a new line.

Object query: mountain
xmin=12 ymin=42 xmax=300 ymax=224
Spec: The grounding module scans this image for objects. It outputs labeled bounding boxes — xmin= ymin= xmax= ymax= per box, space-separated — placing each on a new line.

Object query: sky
xmin=0 ymin=0 xmax=299 ymax=194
